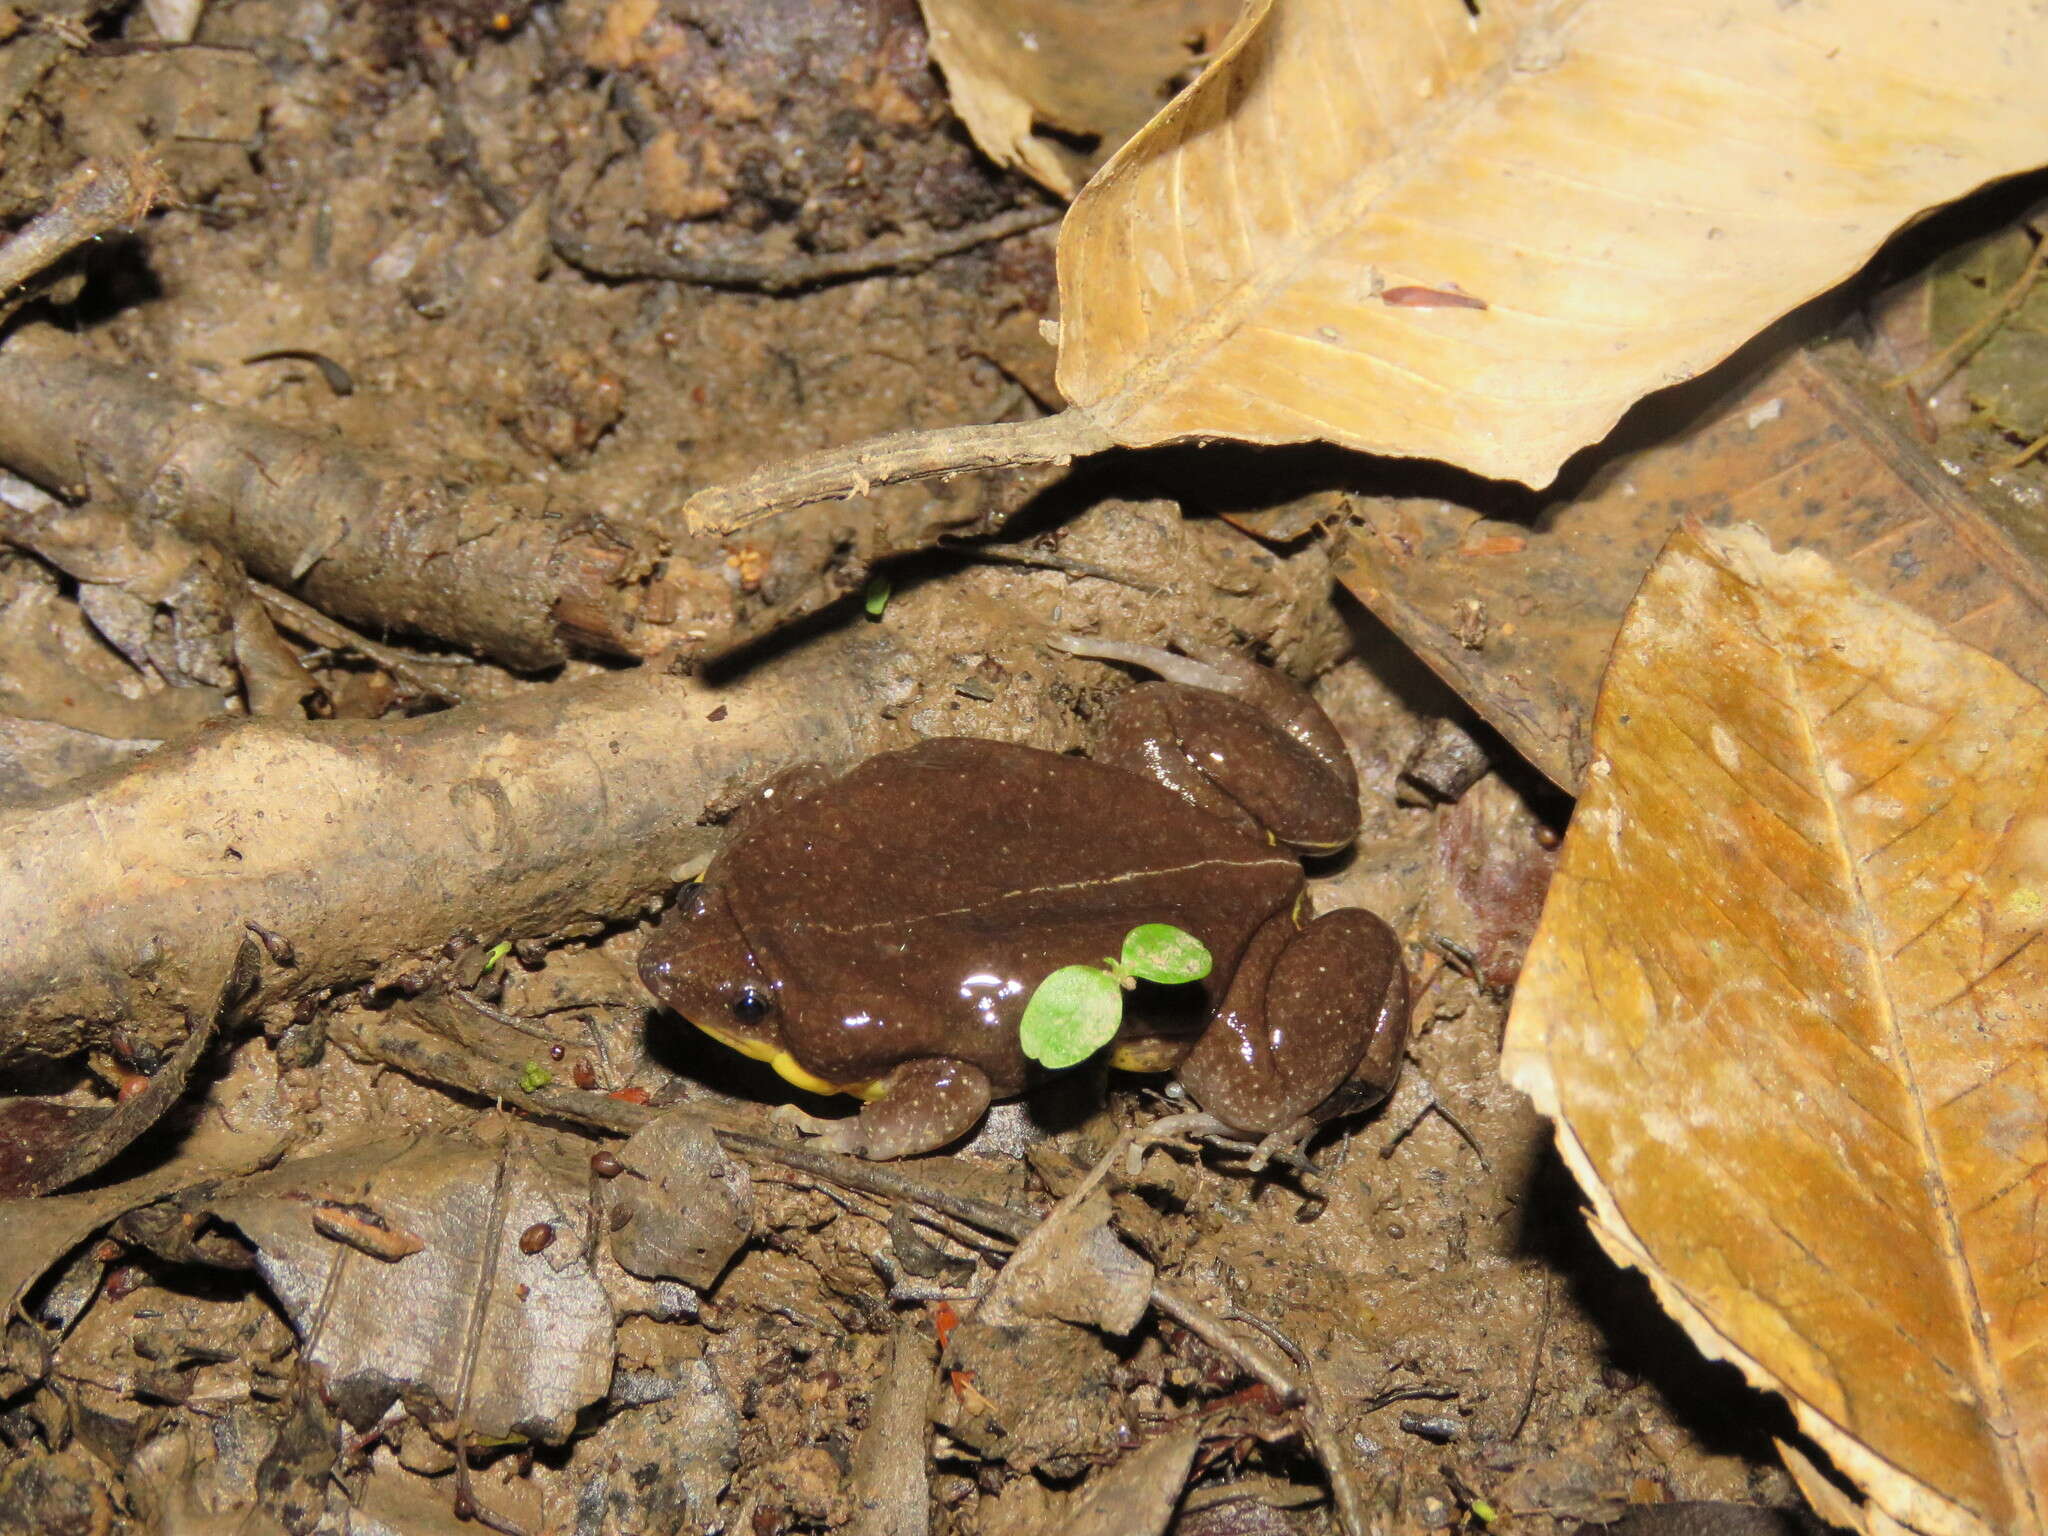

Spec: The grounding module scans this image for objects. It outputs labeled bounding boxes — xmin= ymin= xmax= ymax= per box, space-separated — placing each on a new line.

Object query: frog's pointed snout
xmin=637 ymin=941 xmax=680 ymax=1001
xmin=638 ymin=884 xmax=749 ymax=1012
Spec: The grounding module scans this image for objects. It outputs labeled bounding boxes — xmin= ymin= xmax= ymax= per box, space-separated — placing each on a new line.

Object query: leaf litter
xmin=689 ymin=0 xmax=2048 ymax=533
xmin=1332 ymin=341 xmax=2048 ymax=794
xmin=918 ymin=0 xmax=1244 ymax=197
xmin=213 ymin=1136 xmax=615 ymax=1445
xmin=5 ymin=0 xmax=2048 ymax=1529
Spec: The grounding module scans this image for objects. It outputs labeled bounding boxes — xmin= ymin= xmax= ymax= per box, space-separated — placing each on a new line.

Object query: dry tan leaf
xmin=1055 ymin=1420 xmax=1205 ymax=1536
xmin=611 ymin=1109 xmax=753 ymax=1289
xmin=976 ymin=1186 xmax=1154 ymax=1336
xmin=1501 ymin=524 xmax=2048 ymax=1535
xmin=1055 ymin=0 xmax=2048 ymax=486
xmin=919 ymin=0 xmax=1242 ymax=197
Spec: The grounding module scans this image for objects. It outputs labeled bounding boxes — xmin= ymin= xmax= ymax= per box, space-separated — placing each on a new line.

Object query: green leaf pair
xmin=1018 ymin=923 xmax=1212 ymax=1071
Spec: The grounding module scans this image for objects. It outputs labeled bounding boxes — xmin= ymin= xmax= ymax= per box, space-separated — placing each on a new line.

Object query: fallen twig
xmin=0 ymin=632 xmax=901 ymax=1072
xmin=683 ymin=410 xmax=1114 ymax=535
xmin=1378 ymin=1074 xmax=1488 ymax=1170
xmin=1229 ymin=1310 xmax=1370 ymax=1536
xmin=552 ymin=169 xmax=1058 ymax=295
xmin=0 ymin=331 xmax=1076 ymax=669
xmin=1999 ymin=426 xmax=2048 ymax=472
xmin=421 ymin=37 xmax=521 ymax=228
xmin=846 ymin=1324 xmax=936 ymax=1536
xmin=1887 ymin=225 xmax=2047 ymax=394
xmin=338 ymin=1010 xmax=1309 ymax=1405
xmin=450 ymin=1145 xmax=535 ymax=1536
xmin=734 ymin=1143 xmax=1307 ymax=1405
xmin=935 ymin=534 xmax=1166 ymax=593
xmin=1507 ymin=1270 xmax=1555 ymax=1442
xmin=0 ymin=156 xmax=164 ymax=302
xmin=249 ymin=579 xmax=465 ymax=705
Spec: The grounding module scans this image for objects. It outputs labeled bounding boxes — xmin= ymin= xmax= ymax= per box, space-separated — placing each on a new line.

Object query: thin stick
xmin=421 ymin=41 xmax=521 ymax=227
xmin=1507 ymin=1270 xmax=1555 ymax=1442
xmin=1141 ymin=1284 xmax=1304 ymax=1405
xmin=936 ymin=534 xmax=1165 ymax=593
xmin=554 ymin=196 xmax=1058 ymax=295
xmin=449 ymin=1142 xmax=534 ymax=1536
xmin=1378 ymin=1073 xmax=1486 ymax=1170
xmin=708 ymin=1131 xmax=1301 ymax=1401
xmin=1888 ymin=232 xmax=2047 ymax=394
xmin=249 ymin=578 xmax=466 ymax=704
xmin=684 ymin=409 xmax=1114 ymax=535
xmin=1229 ymin=1310 xmax=1368 ymax=1536
xmin=1999 ymin=426 xmax=2048 ymax=472
xmin=0 ymin=157 xmax=164 ymax=299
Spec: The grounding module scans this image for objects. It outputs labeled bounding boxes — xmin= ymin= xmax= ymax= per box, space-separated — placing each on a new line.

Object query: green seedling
xmin=518 ymin=1061 xmax=553 ymax=1093
xmin=481 ymin=940 xmax=514 ymax=973
xmin=1019 ymin=923 xmax=1212 ymax=1070
xmin=863 ymin=576 xmax=893 ymax=618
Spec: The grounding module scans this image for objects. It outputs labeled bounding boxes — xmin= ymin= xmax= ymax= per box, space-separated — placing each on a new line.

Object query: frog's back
xmin=735 ymin=737 xmax=1295 ymax=924
xmin=718 ymin=738 xmax=1303 ymax=1085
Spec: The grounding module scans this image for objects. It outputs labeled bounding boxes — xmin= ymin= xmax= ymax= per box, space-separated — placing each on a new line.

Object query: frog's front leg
xmin=1175 ymin=906 xmax=1410 ymax=1137
xmin=814 ymin=1058 xmax=994 ymax=1159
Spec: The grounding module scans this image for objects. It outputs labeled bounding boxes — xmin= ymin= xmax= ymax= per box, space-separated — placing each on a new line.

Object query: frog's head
xmin=639 ymin=882 xmax=785 ymax=1051
xmin=639 ymin=883 xmax=868 ymax=1100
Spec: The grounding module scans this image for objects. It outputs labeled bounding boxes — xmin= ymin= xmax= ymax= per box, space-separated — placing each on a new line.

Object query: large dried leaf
xmin=920 ymin=0 xmax=1243 ymax=196
xmin=1501 ymin=525 xmax=2048 ymax=1535
xmin=1055 ymin=0 xmax=2048 ymax=486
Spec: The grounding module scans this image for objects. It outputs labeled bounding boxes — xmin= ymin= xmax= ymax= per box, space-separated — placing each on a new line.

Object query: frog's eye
xmin=730 ymin=984 xmax=774 ymax=1024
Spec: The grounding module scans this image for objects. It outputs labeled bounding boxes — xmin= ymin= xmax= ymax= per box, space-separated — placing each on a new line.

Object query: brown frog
xmin=639 ymin=640 xmax=1410 ymax=1159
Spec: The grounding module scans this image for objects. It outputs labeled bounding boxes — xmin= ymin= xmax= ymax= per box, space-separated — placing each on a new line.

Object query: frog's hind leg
xmin=1057 ymin=637 xmax=1358 ymax=854
xmin=813 ymin=1058 xmax=993 ymax=1160
xmin=1175 ymin=908 xmax=1410 ymax=1142
xmin=1055 ymin=635 xmax=1353 ymax=795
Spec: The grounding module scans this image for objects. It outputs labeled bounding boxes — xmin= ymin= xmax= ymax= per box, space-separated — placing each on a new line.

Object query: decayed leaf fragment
xmin=919 ymin=0 xmax=1242 ymax=196
xmin=1333 ymin=345 xmax=2048 ymax=795
xmin=214 ymin=1137 xmax=613 ymax=1444
xmin=1056 ymin=0 xmax=2048 ymax=486
xmin=1501 ymin=524 xmax=2048 ymax=1535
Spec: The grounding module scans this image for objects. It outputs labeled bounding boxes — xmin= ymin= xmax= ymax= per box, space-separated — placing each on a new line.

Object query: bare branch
xmin=0 ymin=328 xmax=649 ymax=670
xmin=0 ymin=632 xmax=907 ymax=1071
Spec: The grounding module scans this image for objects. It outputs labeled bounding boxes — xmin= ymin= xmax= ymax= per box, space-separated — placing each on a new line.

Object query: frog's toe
xmin=838 ymin=1058 xmax=994 ymax=1160
xmin=809 ymin=1116 xmax=872 ymax=1157
xmin=769 ymin=1103 xmax=840 ymax=1140
xmin=1245 ymin=1118 xmax=1324 ymax=1176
